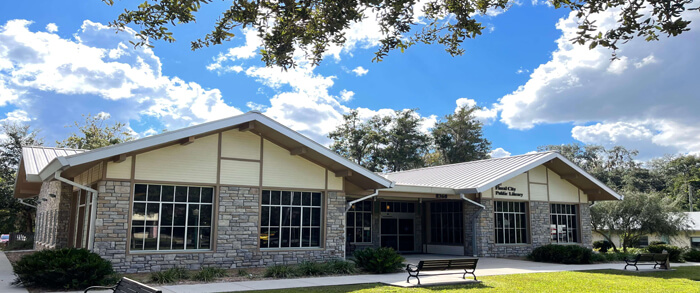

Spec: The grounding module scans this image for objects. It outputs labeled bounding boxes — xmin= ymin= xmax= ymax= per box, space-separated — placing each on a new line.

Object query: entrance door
xmin=73 ymin=189 xmax=92 ymax=248
xmin=380 ymin=217 xmax=414 ymax=252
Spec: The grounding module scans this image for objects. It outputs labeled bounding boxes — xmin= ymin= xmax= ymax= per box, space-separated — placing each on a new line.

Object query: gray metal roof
xmin=21 ymin=146 xmax=86 ymax=176
xmin=23 ymin=112 xmax=393 ymax=190
xmin=383 ymin=151 xmax=623 ymax=200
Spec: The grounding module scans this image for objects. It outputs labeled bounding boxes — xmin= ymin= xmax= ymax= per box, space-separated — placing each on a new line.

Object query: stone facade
xmin=34 ymin=180 xmax=72 ymax=250
xmin=92 ymin=181 xmax=347 ymax=273
xmin=466 ymin=198 xmax=592 ymax=257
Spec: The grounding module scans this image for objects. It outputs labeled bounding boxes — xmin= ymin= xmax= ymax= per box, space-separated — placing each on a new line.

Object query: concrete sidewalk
xmin=158 ymin=258 xmax=700 ymax=293
xmin=0 ymin=252 xmax=28 ymax=293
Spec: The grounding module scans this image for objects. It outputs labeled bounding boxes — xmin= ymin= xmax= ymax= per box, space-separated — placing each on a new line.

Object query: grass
xmin=240 ymin=266 xmax=700 ymax=293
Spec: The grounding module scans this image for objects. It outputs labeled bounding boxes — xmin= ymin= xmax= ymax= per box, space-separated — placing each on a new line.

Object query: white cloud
xmin=455 ymin=98 xmax=498 ymax=124
xmin=351 ymin=66 xmax=368 ymax=76
xmin=0 ymin=19 xmax=242 ymax=141
xmin=1 ymin=109 xmax=31 ymax=123
xmin=45 ymin=23 xmax=57 ymax=33
xmin=141 ymin=128 xmax=158 ymax=137
xmin=339 ymin=89 xmax=354 ymax=102
xmin=208 ymin=28 xmax=261 ymax=72
xmin=490 ymin=147 xmax=511 ymax=158
xmin=494 ymin=8 xmax=700 ymax=157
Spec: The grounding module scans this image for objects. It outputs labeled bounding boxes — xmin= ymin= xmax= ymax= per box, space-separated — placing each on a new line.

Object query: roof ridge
xmin=23 ymin=145 xmax=87 ymax=151
xmin=386 ymin=151 xmax=556 ymax=175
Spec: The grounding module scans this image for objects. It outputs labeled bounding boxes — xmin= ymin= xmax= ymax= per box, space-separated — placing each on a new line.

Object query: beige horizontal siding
xmin=262 ymin=139 xmax=325 ymax=189
xmin=221 ymin=129 xmax=261 ymax=160
xmin=134 ymin=134 xmax=218 ymax=184
xmin=220 ymin=160 xmax=260 ymax=186
xmin=106 ymin=156 xmax=132 ymax=179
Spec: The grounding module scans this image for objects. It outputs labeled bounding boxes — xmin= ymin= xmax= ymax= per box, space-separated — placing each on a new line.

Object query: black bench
xmin=624 ymin=253 xmax=669 ymax=271
xmin=406 ymin=258 xmax=478 ymax=285
xmin=84 ymin=277 xmax=162 ymax=293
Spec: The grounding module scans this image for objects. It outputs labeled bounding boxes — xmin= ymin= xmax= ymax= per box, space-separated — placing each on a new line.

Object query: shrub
xmin=683 ymin=249 xmax=700 ymax=262
xmin=4 ymin=241 xmax=33 ymax=251
xmin=352 ymin=247 xmax=405 ymax=273
xmin=324 ymin=259 xmax=356 ymax=275
xmin=192 ymin=267 xmax=227 ymax=282
xmin=237 ymin=269 xmax=249 ymax=277
xmin=12 ymin=248 xmax=116 ymax=290
xmin=264 ymin=264 xmax=298 ymax=278
xmin=646 ymin=244 xmax=684 ymax=262
xmin=295 ymin=261 xmax=325 ymax=276
xmin=593 ymin=240 xmax=613 ymax=253
xmin=528 ymin=244 xmax=593 ymax=264
xmin=150 ymin=267 xmax=189 ymax=284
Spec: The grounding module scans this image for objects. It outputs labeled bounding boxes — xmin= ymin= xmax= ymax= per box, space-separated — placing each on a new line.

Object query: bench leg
xmin=406 ymin=271 xmax=420 ymax=285
xmin=463 ymin=269 xmax=477 ymax=281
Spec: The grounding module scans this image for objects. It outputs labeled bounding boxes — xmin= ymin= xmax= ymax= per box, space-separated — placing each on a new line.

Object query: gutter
xmin=460 ymin=194 xmax=485 ymax=257
xmin=54 ymin=170 xmax=99 ymax=251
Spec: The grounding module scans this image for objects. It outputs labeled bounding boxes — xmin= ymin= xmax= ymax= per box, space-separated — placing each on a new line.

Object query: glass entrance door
xmin=380 ymin=217 xmax=414 ymax=252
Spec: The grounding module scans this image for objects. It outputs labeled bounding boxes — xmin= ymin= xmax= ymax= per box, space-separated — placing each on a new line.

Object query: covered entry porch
xmin=345 ymin=188 xmax=482 ymax=256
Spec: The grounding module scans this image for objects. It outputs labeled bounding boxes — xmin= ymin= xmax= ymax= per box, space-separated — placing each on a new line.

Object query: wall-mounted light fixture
xmin=49 ymin=193 xmax=57 ymax=198
xmin=41 ymin=198 xmax=48 ymax=202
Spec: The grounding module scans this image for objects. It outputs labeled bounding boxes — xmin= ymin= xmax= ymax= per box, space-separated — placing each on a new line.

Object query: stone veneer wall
xmin=93 ymin=181 xmax=347 ymax=273
xmin=34 ymin=180 xmax=72 ymax=250
xmin=470 ymin=198 xmax=591 ymax=257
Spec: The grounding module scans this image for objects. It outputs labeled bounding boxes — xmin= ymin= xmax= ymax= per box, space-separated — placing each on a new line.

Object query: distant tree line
xmin=328 ymin=105 xmax=491 ymax=172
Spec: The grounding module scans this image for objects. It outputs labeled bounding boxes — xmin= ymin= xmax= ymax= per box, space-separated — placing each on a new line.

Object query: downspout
xmin=54 ymin=170 xmax=99 ymax=251
xmin=344 ymin=189 xmax=379 ymax=260
xmin=18 ymin=197 xmax=37 ymax=208
xmin=461 ymin=194 xmax=485 ymax=257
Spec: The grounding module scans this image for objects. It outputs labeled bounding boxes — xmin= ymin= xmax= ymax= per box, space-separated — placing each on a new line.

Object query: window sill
xmin=260 ymin=247 xmax=324 ymax=251
xmin=128 ymin=249 xmax=213 ymax=255
xmin=495 ymin=243 xmax=530 ymax=246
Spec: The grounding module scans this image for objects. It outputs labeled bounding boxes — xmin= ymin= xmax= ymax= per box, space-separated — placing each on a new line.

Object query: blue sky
xmin=1 ymin=0 xmax=698 ymax=160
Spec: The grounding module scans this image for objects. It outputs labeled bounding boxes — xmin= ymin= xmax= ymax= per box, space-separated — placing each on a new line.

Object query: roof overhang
xmin=25 ymin=112 xmax=392 ymax=193
xmin=456 ymin=153 xmax=622 ymax=201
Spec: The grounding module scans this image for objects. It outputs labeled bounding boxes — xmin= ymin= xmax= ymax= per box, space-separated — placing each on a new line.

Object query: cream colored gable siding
xmin=221 ymin=129 xmax=261 ymax=160
xmin=547 ymin=169 xmax=579 ymax=203
xmin=262 ymin=139 xmax=325 ymax=189
xmin=106 ymin=157 xmax=132 ymax=179
xmin=75 ymin=162 xmax=103 ymax=186
xmin=327 ymin=170 xmax=343 ymax=190
xmin=580 ymin=191 xmax=588 ymax=203
xmin=529 ymin=165 xmax=547 ymax=184
xmin=530 ymin=184 xmax=548 ymax=201
xmin=135 ymin=134 xmax=218 ymax=184
xmin=490 ymin=173 xmax=529 ymax=200
xmin=220 ymin=160 xmax=260 ymax=186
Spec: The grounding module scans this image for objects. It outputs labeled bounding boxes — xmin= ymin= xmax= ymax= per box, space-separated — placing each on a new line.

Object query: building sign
xmin=494 ymin=184 xmax=524 ymax=197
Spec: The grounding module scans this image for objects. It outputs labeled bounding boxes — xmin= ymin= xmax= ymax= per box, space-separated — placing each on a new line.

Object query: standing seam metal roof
xmin=382 ymin=151 xmax=556 ymax=190
xmin=21 ymin=146 xmax=87 ymax=176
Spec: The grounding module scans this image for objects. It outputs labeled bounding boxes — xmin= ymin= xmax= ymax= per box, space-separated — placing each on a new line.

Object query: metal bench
xmin=406 ymin=258 xmax=478 ymax=285
xmin=624 ymin=253 xmax=669 ymax=271
xmin=84 ymin=277 xmax=161 ymax=293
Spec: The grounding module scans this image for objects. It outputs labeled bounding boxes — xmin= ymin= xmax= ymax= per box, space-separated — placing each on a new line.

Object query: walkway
xmin=159 ymin=257 xmax=700 ymax=293
xmin=0 ymin=252 xmax=28 ymax=293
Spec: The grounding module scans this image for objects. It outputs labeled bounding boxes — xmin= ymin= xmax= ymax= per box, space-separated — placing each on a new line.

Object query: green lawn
xmin=243 ymin=266 xmax=700 ymax=293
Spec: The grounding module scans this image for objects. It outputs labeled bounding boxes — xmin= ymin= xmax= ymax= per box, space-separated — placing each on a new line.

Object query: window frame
xmin=494 ymin=201 xmax=529 ymax=245
xmin=429 ymin=201 xmax=464 ymax=245
xmin=347 ymin=200 xmax=373 ymax=244
xmin=550 ymin=203 xmax=580 ymax=244
xmin=259 ymin=190 xmax=324 ymax=250
xmin=690 ymin=237 xmax=700 ymax=248
xmin=129 ymin=183 xmax=215 ymax=253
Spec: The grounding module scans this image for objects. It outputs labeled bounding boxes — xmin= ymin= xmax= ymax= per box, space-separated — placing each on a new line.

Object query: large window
xmin=260 ymin=190 xmax=322 ymax=249
xmin=131 ymin=184 xmax=214 ymax=251
xmin=430 ymin=201 xmax=463 ymax=245
xmin=347 ymin=200 xmax=372 ymax=243
xmin=550 ymin=204 xmax=579 ymax=243
xmin=494 ymin=201 xmax=528 ymax=244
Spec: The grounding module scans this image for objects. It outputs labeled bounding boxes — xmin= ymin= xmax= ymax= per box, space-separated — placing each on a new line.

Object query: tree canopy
xmin=0 ymin=123 xmax=43 ymax=233
xmin=432 ymin=105 xmax=491 ymax=164
xmin=56 ymin=113 xmax=134 ymax=150
xmin=104 ymin=0 xmax=699 ymax=68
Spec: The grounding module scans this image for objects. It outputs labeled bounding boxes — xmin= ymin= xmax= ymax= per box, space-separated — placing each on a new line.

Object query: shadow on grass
xmin=582 ymin=266 xmax=700 ymax=281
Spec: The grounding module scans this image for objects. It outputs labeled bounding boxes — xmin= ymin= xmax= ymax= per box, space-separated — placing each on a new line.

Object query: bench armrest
xmin=406 ymin=264 xmax=418 ymax=272
xmin=84 ymin=285 xmax=116 ymax=293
